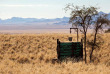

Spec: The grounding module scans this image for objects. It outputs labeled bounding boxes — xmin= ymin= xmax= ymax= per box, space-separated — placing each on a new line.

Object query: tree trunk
xmin=84 ymin=32 xmax=87 ymax=63
xmin=90 ymin=30 xmax=98 ymax=62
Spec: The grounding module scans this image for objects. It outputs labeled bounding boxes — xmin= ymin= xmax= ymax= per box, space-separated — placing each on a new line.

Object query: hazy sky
xmin=0 ymin=0 xmax=110 ymax=19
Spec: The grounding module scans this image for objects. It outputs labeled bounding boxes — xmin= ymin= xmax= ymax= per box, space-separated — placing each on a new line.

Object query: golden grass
xmin=0 ymin=33 xmax=110 ymax=74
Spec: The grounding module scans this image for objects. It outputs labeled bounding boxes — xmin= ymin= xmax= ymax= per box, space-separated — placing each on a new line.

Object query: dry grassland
xmin=0 ymin=33 xmax=110 ymax=74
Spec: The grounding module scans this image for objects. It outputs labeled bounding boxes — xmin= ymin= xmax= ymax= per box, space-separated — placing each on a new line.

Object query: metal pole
xmin=70 ymin=28 xmax=71 ymax=34
xmin=70 ymin=28 xmax=79 ymax=42
xmin=77 ymin=29 xmax=78 ymax=42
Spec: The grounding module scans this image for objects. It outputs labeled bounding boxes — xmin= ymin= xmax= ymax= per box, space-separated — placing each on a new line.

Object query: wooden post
xmin=57 ymin=39 xmax=59 ymax=44
xmin=72 ymin=42 xmax=74 ymax=57
xmin=81 ymin=38 xmax=83 ymax=60
xmin=77 ymin=29 xmax=78 ymax=42
xmin=81 ymin=38 xmax=83 ymax=44
xmin=57 ymin=39 xmax=60 ymax=59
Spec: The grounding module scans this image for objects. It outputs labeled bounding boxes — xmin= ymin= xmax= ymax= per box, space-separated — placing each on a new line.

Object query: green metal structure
xmin=56 ymin=28 xmax=83 ymax=60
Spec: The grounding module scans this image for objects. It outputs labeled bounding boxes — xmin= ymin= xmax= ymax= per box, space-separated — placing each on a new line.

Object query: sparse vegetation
xmin=89 ymin=14 xmax=110 ymax=62
xmin=65 ymin=5 xmax=98 ymax=63
xmin=105 ymin=28 xmax=110 ymax=33
xmin=0 ymin=33 xmax=110 ymax=73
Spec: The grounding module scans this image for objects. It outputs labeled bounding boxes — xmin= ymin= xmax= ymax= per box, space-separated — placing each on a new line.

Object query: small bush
xmin=17 ymin=57 xmax=30 ymax=64
xmin=105 ymin=28 xmax=110 ymax=33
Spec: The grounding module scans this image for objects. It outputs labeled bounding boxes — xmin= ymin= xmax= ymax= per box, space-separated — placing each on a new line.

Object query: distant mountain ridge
xmin=0 ymin=11 xmax=110 ymax=25
xmin=0 ymin=17 xmax=69 ymax=25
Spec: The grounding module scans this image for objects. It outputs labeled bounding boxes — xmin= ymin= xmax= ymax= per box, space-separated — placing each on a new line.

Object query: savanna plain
xmin=0 ymin=33 xmax=110 ymax=74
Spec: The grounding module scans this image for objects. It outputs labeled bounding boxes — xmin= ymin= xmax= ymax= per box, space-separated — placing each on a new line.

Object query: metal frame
xmin=57 ymin=39 xmax=83 ymax=61
xmin=56 ymin=28 xmax=84 ymax=61
xmin=70 ymin=28 xmax=79 ymax=42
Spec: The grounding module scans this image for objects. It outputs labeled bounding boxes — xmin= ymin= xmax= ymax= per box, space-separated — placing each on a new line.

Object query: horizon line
xmin=0 ymin=11 xmax=110 ymax=20
xmin=0 ymin=16 xmax=70 ymax=20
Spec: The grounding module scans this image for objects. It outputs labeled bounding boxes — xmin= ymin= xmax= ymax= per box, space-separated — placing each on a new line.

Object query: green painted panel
xmin=60 ymin=49 xmax=72 ymax=51
xmin=60 ymin=43 xmax=72 ymax=45
xmin=74 ymin=52 xmax=80 ymax=54
xmin=60 ymin=46 xmax=72 ymax=48
xmin=76 ymin=50 xmax=81 ymax=51
xmin=60 ymin=43 xmax=72 ymax=51
xmin=60 ymin=50 xmax=72 ymax=53
xmin=60 ymin=47 xmax=72 ymax=50
xmin=59 ymin=42 xmax=83 ymax=59
xmin=60 ymin=52 xmax=72 ymax=56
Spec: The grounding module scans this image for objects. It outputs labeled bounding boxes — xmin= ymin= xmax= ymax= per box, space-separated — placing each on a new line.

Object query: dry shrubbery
xmin=105 ymin=28 xmax=110 ymax=33
xmin=0 ymin=33 xmax=110 ymax=74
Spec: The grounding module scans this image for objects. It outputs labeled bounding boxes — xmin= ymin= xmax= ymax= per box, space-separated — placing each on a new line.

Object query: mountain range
xmin=0 ymin=11 xmax=110 ymax=26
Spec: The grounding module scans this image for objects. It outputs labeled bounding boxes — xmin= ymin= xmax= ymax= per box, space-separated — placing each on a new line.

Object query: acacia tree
xmin=65 ymin=4 xmax=98 ymax=63
xmin=90 ymin=14 xmax=110 ymax=62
